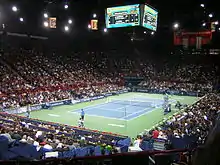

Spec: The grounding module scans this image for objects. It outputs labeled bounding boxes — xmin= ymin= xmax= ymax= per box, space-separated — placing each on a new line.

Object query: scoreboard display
xmin=142 ymin=5 xmax=158 ymax=31
xmin=105 ymin=4 xmax=140 ymax=28
xmin=105 ymin=4 xmax=158 ymax=31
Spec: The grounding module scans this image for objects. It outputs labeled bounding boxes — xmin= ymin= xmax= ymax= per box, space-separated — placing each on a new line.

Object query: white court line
xmin=69 ymin=97 xmax=180 ymax=121
xmin=132 ymin=97 xmax=178 ymax=103
xmin=72 ymin=100 xmax=127 ymax=113
xmin=97 ymin=108 xmax=133 ymax=113
xmin=96 ymin=104 xmax=132 ymax=112
xmin=122 ymin=102 xmax=168 ymax=120
xmin=124 ymin=100 xmax=180 ymax=121
xmin=68 ymin=111 xmax=126 ymax=121
xmin=71 ymin=101 xmax=131 ymax=113
xmin=82 ymin=102 xmax=109 ymax=110
xmin=120 ymin=107 xmax=151 ymax=119
xmin=108 ymin=124 xmax=125 ymax=128
xmin=48 ymin=114 xmax=60 ymax=117
xmin=71 ymin=106 xmax=131 ymax=113
xmin=123 ymin=108 xmax=156 ymax=120
xmin=68 ymin=108 xmax=129 ymax=114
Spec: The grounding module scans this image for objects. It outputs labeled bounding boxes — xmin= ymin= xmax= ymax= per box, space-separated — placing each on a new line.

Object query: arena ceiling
xmin=0 ymin=0 xmax=219 ymax=48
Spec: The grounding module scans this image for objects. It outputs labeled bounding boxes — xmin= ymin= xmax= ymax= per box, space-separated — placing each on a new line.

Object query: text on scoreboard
xmin=105 ymin=4 xmax=141 ymax=28
xmin=142 ymin=5 xmax=158 ymax=31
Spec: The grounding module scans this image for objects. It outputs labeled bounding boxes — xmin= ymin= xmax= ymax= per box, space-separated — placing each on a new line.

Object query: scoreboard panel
xmin=105 ymin=4 xmax=140 ymax=28
xmin=142 ymin=5 xmax=158 ymax=31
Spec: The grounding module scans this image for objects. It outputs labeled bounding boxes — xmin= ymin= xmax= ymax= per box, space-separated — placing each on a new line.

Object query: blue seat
xmin=117 ymin=137 xmax=131 ymax=147
xmin=94 ymin=146 xmax=102 ymax=156
xmin=140 ymin=141 xmax=151 ymax=151
xmin=78 ymin=147 xmax=88 ymax=157
xmin=123 ymin=138 xmax=131 ymax=146
xmin=75 ymin=148 xmax=82 ymax=157
xmin=120 ymin=145 xmax=128 ymax=153
xmin=104 ymin=149 xmax=110 ymax=155
xmin=61 ymin=149 xmax=76 ymax=158
xmin=86 ymin=146 xmax=95 ymax=156
xmin=38 ymin=147 xmax=53 ymax=157
xmin=9 ymin=143 xmax=40 ymax=159
xmin=0 ymin=135 xmax=9 ymax=160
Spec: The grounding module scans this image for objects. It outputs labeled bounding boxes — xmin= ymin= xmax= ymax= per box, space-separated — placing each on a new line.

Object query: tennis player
xmin=25 ymin=104 xmax=31 ymax=118
xmin=81 ymin=109 xmax=85 ymax=120
xmin=26 ymin=110 xmax=30 ymax=118
xmin=78 ymin=118 xmax=84 ymax=128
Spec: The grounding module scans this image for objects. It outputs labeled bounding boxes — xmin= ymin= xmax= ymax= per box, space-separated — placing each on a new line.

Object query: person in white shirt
xmin=129 ymin=136 xmax=143 ymax=152
xmin=78 ymin=118 xmax=84 ymax=128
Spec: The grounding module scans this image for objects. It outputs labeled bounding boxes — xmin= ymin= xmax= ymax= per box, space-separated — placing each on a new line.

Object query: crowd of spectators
xmin=138 ymin=80 xmax=213 ymax=93
xmin=1 ymin=92 xmax=219 ymax=161
xmin=0 ymin=113 xmax=123 ymax=160
xmin=138 ymin=61 xmax=217 ymax=93
xmin=136 ymin=93 xmax=220 ymax=150
xmin=0 ymin=49 xmax=124 ymax=109
xmin=0 ymin=47 xmax=220 ymax=163
xmin=1 ymin=49 xmax=219 ymax=109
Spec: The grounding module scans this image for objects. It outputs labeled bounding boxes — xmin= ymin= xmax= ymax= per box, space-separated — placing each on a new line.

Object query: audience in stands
xmin=0 ymin=49 xmax=218 ymax=109
xmin=1 ymin=93 xmax=219 ymax=161
xmin=0 ymin=113 xmax=121 ymax=160
xmin=0 ymin=47 xmax=220 ymax=164
xmin=144 ymin=94 xmax=220 ymax=148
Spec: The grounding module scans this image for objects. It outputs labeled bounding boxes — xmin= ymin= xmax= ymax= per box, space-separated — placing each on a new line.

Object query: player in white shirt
xmin=78 ymin=118 xmax=84 ymax=128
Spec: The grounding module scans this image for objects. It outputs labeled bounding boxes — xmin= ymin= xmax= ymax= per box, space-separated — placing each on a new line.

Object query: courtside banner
xmin=4 ymin=107 xmax=27 ymax=114
xmin=105 ymin=93 xmax=113 ymax=97
xmin=136 ymin=88 xmax=198 ymax=96
xmin=71 ymin=100 xmax=81 ymax=104
xmin=119 ymin=89 xmax=128 ymax=93
xmin=3 ymin=89 xmax=129 ymax=113
xmin=30 ymin=105 xmax=42 ymax=111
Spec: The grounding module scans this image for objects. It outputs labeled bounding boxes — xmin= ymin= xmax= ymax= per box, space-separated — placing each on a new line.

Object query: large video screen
xmin=105 ymin=4 xmax=140 ymax=28
xmin=142 ymin=5 xmax=158 ymax=31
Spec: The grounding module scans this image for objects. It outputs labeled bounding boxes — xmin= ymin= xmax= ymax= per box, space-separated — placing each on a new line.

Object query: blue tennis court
xmin=70 ymin=97 xmax=175 ymax=120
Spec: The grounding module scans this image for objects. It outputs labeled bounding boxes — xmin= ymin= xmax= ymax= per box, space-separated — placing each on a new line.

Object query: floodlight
xmin=93 ymin=13 xmax=97 ymax=18
xmin=12 ymin=6 xmax=18 ymax=12
xmin=173 ymin=23 xmax=179 ymax=29
xmin=209 ymin=14 xmax=213 ymax=18
xmin=64 ymin=4 xmax=68 ymax=9
xmin=200 ymin=4 xmax=204 ymax=8
xmin=104 ymin=28 xmax=107 ymax=32
xmin=64 ymin=25 xmax=69 ymax=31
xmin=44 ymin=13 xmax=48 ymax=18
xmin=19 ymin=17 xmax=24 ymax=22
xmin=215 ymin=21 xmax=218 ymax=25
xmin=68 ymin=19 xmax=72 ymax=24
xmin=44 ymin=21 xmax=49 ymax=27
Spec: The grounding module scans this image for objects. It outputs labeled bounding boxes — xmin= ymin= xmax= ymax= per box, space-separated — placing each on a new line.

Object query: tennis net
xmin=107 ymin=98 xmax=162 ymax=108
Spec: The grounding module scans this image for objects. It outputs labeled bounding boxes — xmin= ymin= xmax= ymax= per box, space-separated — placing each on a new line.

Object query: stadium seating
xmin=1 ymin=49 xmax=219 ymax=109
xmin=0 ymin=93 xmax=220 ymax=164
xmin=0 ymin=47 xmax=220 ymax=164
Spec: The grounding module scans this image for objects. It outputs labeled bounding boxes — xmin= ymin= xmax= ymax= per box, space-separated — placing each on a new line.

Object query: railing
xmin=0 ymin=112 xmax=127 ymax=142
xmin=3 ymin=89 xmax=129 ymax=114
xmin=133 ymin=87 xmax=202 ymax=97
xmin=0 ymin=149 xmax=192 ymax=165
